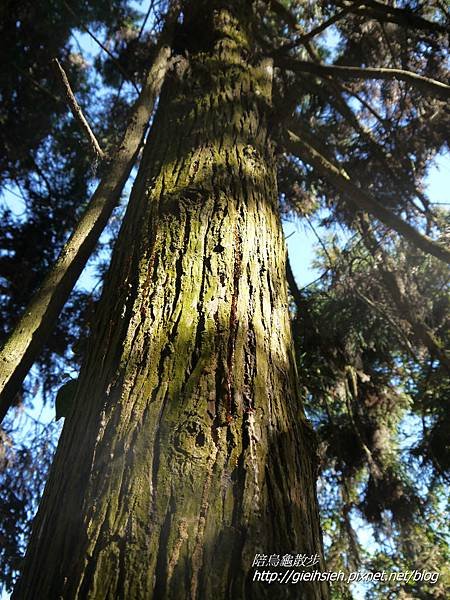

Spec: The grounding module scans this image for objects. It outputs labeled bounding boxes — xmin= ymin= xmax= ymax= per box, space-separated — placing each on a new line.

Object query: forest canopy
xmin=0 ymin=1 xmax=449 ymax=598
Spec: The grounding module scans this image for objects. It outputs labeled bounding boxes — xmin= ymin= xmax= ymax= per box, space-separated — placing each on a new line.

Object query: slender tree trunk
xmin=14 ymin=3 xmax=327 ymax=599
xmin=0 ymin=32 xmax=173 ymax=423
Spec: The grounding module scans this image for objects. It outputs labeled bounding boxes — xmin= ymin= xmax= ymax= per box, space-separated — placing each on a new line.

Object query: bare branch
xmin=0 ymin=8 xmax=179 ymax=423
xmin=53 ymin=58 xmax=106 ymax=160
xmin=279 ymin=59 xmax=450 ymax=100
xmin=285 ymin=127 xmax=450 ymax=265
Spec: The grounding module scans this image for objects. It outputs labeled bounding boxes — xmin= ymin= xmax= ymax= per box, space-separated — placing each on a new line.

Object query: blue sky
xmin=1 ymin=2 xmax=449 ymax=595
xmin=285 ymin=152 xmax=450 ymax=288
xmin=2 ymin=149 xmax=448 ymax=599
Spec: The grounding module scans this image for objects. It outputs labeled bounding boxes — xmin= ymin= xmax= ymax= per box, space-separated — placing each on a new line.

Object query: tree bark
xmin=0 ymin=30 xmax=173 ymax=423
xmin=14 ymin=3 xmax=327 ymax=599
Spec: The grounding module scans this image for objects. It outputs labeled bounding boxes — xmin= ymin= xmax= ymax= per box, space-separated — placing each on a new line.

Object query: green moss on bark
xmin=14 ymin=3 xmax=328 ymax=599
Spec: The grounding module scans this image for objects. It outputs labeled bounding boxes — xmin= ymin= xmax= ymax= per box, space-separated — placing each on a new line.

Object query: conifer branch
xmin=298 ymin=5 xmax=357 ymax=43
xmin=347 ymin=0 xmax=450 ymax=35
xmin=279 ymin=59 xmax=450 ymax=100
xmin=358 ymin=215 xmax=450 ymax=372
xmin=62 ymin=0 xmax=140 ymax=94
xmin=285 ymin=127 xmax=450 ymax=266
xmin=275 ymin=2 xmax=366 ymax=51
xmin=270 ymin=0 xmax=449 ymax=37
xmin=0 ymin=14 xmax=178 ymax=423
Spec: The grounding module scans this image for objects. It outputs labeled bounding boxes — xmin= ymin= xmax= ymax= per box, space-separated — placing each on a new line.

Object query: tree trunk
xmin=14 ymin=3 xmax=327 ymax=599
xmin=0 ymin=31 xmax=173 ymax=423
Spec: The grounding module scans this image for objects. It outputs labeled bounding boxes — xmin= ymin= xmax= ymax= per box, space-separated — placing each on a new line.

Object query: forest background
xmin=0 ymin=1 xmax=449 ymax=598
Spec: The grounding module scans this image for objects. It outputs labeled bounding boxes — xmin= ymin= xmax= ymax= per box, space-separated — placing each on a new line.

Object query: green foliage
xmin=291 ymin=232 xmax=450 ymax=598
xmin=0 ymin=423 xmax=57 ymax=592
xmin=1 ymin=0 xmax=449 ymax=596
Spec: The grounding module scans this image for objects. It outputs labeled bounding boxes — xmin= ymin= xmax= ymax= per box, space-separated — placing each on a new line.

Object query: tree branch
xmin=276 ymin=2 xmax=366 ymax=51
xmin=62 ymin=0 xmax=140 ymax=94
xmin=53 ymin=58 xmax=106 ymax=160
xmin=0 ymin=9 xmax=179 ymax=423
xmin=346 ymin=0 xmax=450 ymax=35
xmin=285 ymin=126 xmax=450 ymax=265
xmin=298 ymin=5 xmax=357 ymax=43
xmin=304 ymin=78 xmax=431 ymax=216
xmin=279 ymin=58 xmax=450 ymax=100
xmin=352 ymin=284 xmax=419 ymax=361
xmin=358 ymin=214 xmax=450 ymax=372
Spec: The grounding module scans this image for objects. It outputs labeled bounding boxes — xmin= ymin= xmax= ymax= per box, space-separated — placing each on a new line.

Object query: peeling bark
xmin=14 ymin=3 xmax=327 ymax=599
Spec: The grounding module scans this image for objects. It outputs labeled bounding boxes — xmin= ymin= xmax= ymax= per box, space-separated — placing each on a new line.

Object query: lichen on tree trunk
xmin=14 ymin=3 xmax=328 ymax=599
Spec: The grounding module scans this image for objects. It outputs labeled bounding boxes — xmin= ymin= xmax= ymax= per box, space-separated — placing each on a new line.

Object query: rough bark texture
xmin=14 ymin=3 xmax=327 ymax=599
xmin=0 ymin=36 xmax=172 ymax=423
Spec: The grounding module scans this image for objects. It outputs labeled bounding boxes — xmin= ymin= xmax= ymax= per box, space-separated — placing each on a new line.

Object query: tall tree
xmin=13 ymin=2 xmax=326 ymax=599
xmin=1 ymin=0 xmax=449 ymax=598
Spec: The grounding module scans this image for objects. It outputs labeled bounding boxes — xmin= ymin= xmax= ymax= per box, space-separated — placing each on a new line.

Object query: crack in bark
xmin=225 ymin=222 xmax=243 ymax=423
xmin=190 ymin=444 xmax=219 ymax=600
